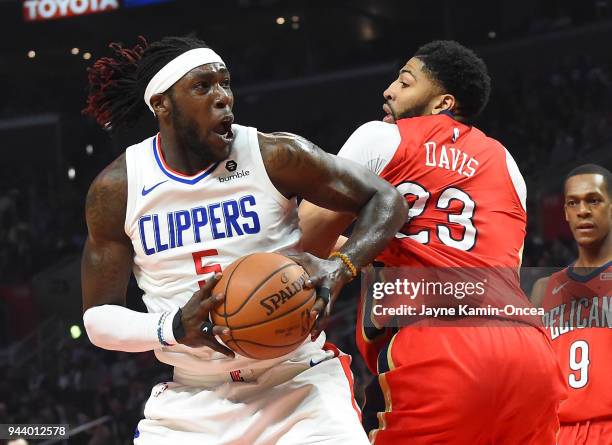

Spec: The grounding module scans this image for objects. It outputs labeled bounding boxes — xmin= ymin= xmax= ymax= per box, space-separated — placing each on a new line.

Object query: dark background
xmin=0 ymin=0 xmax=611 ymax=443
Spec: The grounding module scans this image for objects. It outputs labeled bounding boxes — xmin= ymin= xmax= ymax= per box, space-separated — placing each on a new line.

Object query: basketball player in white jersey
xmin=80 ymin=36 xmax=406 ymax=444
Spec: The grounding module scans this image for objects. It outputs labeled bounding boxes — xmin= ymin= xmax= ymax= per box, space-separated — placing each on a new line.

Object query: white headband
xmin=144 ymin=48 xmax=226 ymax=113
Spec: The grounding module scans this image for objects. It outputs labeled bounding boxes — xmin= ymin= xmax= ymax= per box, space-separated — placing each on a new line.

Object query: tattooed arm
xmin=81 ymin=155 xmax=232 ymax=354
xmin=259 ymin=132 xmax=406 ymax=334
xmin=81 ymin=153 xmax=132 ymax=312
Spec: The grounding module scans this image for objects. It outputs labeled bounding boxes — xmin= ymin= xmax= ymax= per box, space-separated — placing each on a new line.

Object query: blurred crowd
xmin=483 ymin=54 xmax=612 ymax=177
xmin=0 ymin=165 xmax=85 ymax=284
xmin=0 ymin=339 xmax=171 ymax=444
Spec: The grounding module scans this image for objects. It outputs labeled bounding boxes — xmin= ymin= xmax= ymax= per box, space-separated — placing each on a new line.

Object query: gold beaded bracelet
xmin=329 ymin=251 xmax=358 ymax=279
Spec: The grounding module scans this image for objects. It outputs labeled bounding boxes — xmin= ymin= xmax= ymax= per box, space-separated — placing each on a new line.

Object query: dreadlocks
xmin=83 ymin=35 xmax=210 ymax=131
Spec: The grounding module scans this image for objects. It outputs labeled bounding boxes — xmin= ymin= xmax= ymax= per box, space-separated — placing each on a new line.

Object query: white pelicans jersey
xmin=124 ymin=124 xmax=312 ymax=375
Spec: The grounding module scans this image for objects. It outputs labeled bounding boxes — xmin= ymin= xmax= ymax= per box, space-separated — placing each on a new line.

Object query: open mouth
xmin=213 ymin=115 xmax=234 ymax=143
xmin=382 ymin=103 xmax=395 ymax=123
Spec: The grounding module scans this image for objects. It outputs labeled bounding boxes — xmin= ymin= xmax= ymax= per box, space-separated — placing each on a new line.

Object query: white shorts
xmin=134 ymin=342 xmax=369 ymax=445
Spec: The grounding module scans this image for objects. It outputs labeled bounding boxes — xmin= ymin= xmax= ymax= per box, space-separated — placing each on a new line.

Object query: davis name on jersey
xmin=423 ymin=141 xmax=479 ymax=178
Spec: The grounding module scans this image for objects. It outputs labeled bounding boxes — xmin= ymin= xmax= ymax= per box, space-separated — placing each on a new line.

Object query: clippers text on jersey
xmin=138 ymin=194 xmax=261 ymax=255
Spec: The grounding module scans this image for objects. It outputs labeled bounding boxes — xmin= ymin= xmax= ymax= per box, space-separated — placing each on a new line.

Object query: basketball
xmin=211 ymin=252 xmax=316 ymax=360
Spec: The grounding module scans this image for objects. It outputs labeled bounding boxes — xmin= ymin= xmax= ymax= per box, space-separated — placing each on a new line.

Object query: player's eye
xmin=194 ymin=82 xmax=210 ymax=92
xmin=221 ymin=79 xmax=231 ymax=88
xmin=566 ymin=201 xmax=576 ymax=207
xmin=589 ymin=198 xmax=601 ymax=205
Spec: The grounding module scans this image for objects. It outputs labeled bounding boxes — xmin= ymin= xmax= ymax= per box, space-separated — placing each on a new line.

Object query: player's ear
xmin=150 ymin=93 xmax=171 ymax=118
xmin=430 ymin=93 xmax=456 ymax=116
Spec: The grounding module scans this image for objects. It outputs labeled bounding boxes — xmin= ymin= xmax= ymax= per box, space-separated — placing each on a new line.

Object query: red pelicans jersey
xmin=542 ymin=263 xmax=612 ymax=423
xmin=338 ymin=114 xmax=530 ymax=373
xmin=375 ymin=114 xmax=526 ymax=268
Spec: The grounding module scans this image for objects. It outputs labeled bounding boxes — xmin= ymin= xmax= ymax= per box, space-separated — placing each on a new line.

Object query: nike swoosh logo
xmin=310 ymin=357 xmax=325 ymax=367
xmin=552 ymin=281 xmax=570 ymax=295
xmin=141 ymin=180 xmax=168 ymax=196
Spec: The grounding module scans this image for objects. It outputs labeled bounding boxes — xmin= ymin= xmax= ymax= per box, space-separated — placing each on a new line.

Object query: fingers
xmin=310 ymin=287 xmax=331 ymax=317
xmin=304 ymin=274 xmax=325 ymax=289
xmin=212 ymin=325 xmax=230 ymax=337
xmin=311 ymin=313 xmax=328 ymax=341
xmin=287 ymin=253 xmax=329 ymax=290
xmin=288 ymin=253 xmax=317 ymax=287
xmin=199 ymin=292 xmax=226 ymax=314
xmin=310 ymin=286 xmax=332 ymax=341
xmin=194 ymin=273 xmax=223 ymax=300
xmin=203 ymin=338 xmax=235 ymax=357
xmin=311 ymin=298 xmax=327 ymax=318
xmin=199 ymin=321 xmax=234 ymax=357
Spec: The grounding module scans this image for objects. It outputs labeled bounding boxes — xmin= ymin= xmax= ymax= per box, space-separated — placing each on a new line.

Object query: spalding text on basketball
xmin=260 ymin=273 xmax=309 ymax=316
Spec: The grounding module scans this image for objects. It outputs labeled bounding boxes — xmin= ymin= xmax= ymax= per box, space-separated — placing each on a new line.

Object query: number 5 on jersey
xmin=192 ymin=249 xmax=222 ymax=288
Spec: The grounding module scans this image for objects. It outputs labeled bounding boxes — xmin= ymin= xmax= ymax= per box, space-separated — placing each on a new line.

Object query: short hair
xmin=414 ymin=40 xmax=491 ymax=121
xmin=565 ymin=164 xmax=612 ymax=196
xmin=83 ymin=35 xmax=210 ymax=131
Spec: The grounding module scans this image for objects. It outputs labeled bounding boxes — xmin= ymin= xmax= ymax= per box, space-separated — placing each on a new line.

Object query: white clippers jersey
xmin=124 ymin=124 xmax=309 ymax=375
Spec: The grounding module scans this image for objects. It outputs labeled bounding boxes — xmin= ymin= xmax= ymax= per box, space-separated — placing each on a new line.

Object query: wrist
xmin=170 ymin=307 xmax=185 ymax=343
xmin=158 ymin=307 xmax=182 ymax=346
xmin=329 ymin=251 xmax=358 ymax=282
xmin=330 ymin=256 xmax=354 ymax=284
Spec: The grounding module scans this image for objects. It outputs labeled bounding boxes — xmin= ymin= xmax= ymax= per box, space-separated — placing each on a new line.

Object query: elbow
xmin=83 ymin=306 xmax=120 ymax=350
xmin=395 ymin=189 xmax=408 ymax=213
xmin=83 ymin=307 xmax=104 ymax=347
xmin=385 ymin=186 xmax=408 ymax=229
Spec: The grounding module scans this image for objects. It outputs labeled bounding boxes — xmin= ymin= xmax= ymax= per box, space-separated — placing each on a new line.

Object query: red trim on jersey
xmin=324 ymin=342 xmax=362 ymax=420
xmin=156 ymin=134 xmax=215 ymax=178
xmin=323 ymin=341 xmax=340 ymax=357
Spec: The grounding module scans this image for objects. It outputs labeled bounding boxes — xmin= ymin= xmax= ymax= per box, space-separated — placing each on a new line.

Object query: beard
xmin=168 ymin=96 xmax=230 ymax=165
xmin=396 ymin=100 xmax=432 ymax=120
xmin=170 ymin=102 xmax=207 ymax=159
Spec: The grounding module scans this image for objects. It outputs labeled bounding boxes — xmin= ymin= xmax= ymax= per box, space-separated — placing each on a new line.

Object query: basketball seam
xmin=222 ymin=254 xmax=255 ymax=349
xmin=214 ymin=253 xmax=253 ymax=318
xmin=227 ymin=288 xmax=315 ymax=330
xmin=223 ymin=263 xmax=302 ymax=317
xmin=224 ymin=339 xmax=254 ymax=359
